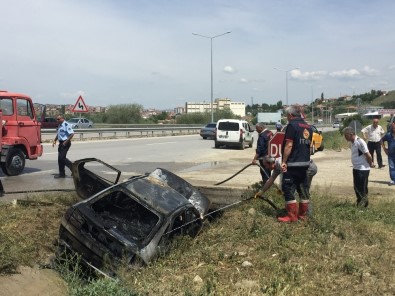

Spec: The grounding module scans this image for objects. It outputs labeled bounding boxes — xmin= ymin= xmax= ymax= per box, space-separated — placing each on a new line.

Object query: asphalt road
xmin=0 ymin=135 xmax=249 ymax=201
xmin=0 ymin=126 xmax=337 ymax=202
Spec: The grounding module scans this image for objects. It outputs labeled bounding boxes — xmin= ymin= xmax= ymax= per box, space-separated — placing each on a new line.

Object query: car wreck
xmin=58 ymin=158 xmax=211 ymax=273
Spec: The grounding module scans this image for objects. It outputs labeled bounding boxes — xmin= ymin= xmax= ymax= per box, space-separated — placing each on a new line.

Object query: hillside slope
xmin=372 ymin=90 xmax=395 ymax=105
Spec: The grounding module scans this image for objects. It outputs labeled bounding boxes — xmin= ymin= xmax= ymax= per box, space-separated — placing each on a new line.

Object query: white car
xmin=215 ymin=119 xmax=254 ymax=149
xmin=332 ymin=122 xmax=340 ymax=128
xmin=67 ymin=118 xmax=94 ymax=129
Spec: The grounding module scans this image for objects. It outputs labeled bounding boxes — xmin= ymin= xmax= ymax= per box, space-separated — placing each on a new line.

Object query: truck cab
xmin=0 ymin=91 xmax=43 ymax=175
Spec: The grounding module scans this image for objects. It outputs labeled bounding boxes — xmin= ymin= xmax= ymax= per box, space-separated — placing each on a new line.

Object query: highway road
xmin=1 ymin=135 xmax=251 ymax=201
xmin=0 ymin=126 xmax=336 ymax=201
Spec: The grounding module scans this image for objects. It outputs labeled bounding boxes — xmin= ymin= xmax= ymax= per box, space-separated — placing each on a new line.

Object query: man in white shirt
xmin=361 ymin=118 xmax=385 ymax=168
xmin=344 ymin=127 xmax=373 ymax=208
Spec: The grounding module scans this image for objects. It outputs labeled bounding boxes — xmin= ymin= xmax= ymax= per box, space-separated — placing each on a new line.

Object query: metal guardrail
xmin=41 ymin=126 xmax=201 ymax=142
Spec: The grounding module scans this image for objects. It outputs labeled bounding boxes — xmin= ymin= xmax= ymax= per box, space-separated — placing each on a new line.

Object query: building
xmin=257 ymin=110 xmax=282 ymax=124
xmin=185 ymin=98 xmax=245 ymax=117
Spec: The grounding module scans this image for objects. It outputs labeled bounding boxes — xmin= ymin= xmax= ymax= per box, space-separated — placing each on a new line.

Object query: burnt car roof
xmin=71 ymin=158 xmax=211 ymax=217
xmin=109 ymin=175 xmax=196 ymax=216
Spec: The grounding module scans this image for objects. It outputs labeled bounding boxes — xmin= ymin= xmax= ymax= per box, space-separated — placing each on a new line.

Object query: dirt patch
xmin=0 ymin=266 xmax=67 ymax=296
xmin=179 ymin=148 xmax=394 ymax=201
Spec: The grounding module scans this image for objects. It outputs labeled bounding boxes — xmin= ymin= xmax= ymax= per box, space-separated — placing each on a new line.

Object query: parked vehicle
xmin=41 ymin=117 xmax=59 ymax=129
xmin=58 ymin=158 xmax=211 ymax=273
xmin=200 ymin=122 xmax=216 ymax=139
xmin=34 ymin=104 xmax=59 ymax=129
xmin=332 ymin=121 xmax=341 ymax=128
xmin=68 ymin=117 xmax=93 ymax=129
xmin=0 ymin=91 xmax=43 ymax=175
xmin=215 ymin=119 xmax=254 ymax=149
xmin=310 ymin=125 xmax=324 ymax=155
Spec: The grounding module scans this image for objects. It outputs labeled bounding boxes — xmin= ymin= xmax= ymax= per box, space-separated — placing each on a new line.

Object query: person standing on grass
xmin=252 ymin=122 xmax=273 ymax=185
xmin=343 ymin=127 xmax=374 ymax=207
xmin=52 ymin=114 xmax=74 ymax=178
xmin=278 ymin=105 xmax=312 ymax=223
xmin=361 ymin=118 xmax=385 ymax=168
xmin=381 ymin=122 xmax=395 ymax=186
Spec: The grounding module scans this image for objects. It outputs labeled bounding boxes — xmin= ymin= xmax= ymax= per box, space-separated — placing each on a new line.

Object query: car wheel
xmin=1 ymin=148 xmax=26 ymax=176
xmin=318 ymin=143 xmax=324 ymax=151
xmin=202 ymin=136 xmax=207 ymax=139
xmin=239 ymin=140 xmax=245 ymax=150
xmin=215 ymin=141 xmax=220 ymax=149
xmin=248 ymin=137 xmax=253 ymax=148
xmin=310 ymin=143 xmax=315 ymax=155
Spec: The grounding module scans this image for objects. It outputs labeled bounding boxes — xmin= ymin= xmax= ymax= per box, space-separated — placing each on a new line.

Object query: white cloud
xmin=388 ymin=65 xmax=395 ymax=70
xmin=240 ymin=78 xmax=248 ymax=83
xmin=290 ymin=69 xmax=327 ymax=81
xmin=329 ymin=69 xmax=361 ymax=79
xmin=361 ymin=66 xmax=379 ymax=76
xmin=223 ymin=66 xmax=236 ymax=74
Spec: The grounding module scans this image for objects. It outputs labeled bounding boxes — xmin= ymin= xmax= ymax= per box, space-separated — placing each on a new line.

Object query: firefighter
xmin=279 ymin=105 xmax=312 ymax=222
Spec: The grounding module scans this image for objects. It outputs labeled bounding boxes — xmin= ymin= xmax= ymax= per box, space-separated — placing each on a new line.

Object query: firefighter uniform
xmin=280 ymin=115 xmax=312 ymax=222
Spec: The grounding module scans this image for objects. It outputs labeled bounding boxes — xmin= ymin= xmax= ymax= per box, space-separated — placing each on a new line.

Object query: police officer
xmin=52 ymin=114 xmax=74 ymax=178
xmin=279 ymin=105 xmax=312 ymax=222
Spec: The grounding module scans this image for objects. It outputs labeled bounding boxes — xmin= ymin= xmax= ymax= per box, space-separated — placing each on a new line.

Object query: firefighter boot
xmin=298 ymin=200 xmax=310 ymax=220
xmin=277 ymin=202 xmax=298 ymax=223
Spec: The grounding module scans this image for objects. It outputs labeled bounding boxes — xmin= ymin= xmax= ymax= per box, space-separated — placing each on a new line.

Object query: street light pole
xmin=273 ymin=67 xmax=299 ymax=106
xmin=193 ymin=31 xmax=231 ymax=122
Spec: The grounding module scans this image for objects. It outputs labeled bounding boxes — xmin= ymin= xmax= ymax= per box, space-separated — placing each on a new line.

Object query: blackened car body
xmin=58 ymin=158 xmax=211 ymax=273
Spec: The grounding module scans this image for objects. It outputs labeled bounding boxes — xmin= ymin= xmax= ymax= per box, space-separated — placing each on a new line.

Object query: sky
xmin=1 ymin=0 xmax=395 ymax=109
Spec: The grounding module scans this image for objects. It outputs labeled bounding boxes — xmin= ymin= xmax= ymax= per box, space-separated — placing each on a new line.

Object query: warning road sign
xmin=269 ymin=132 xmax=284 ymax=158
xmin=72 ymin=96 xmax=88 ymax=113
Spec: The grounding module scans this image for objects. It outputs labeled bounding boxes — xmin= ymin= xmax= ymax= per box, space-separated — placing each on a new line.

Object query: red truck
xmin=0 ymin=90 xmax=43 ymax=176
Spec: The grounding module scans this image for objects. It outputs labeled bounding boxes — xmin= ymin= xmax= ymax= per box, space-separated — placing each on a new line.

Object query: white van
xmin=215 ymin=119 xmax=254 ymax=149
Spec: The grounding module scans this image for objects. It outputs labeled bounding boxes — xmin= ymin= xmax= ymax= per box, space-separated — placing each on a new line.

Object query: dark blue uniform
xmin=281 ymin=117 xmax=312 ymax=202
xmin=256 ymin=129 xmax=273 ymax=183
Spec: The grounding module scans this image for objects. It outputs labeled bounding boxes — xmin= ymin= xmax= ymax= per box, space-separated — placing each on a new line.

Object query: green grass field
xmin=0 ymin=188 xmax=394 ymax=295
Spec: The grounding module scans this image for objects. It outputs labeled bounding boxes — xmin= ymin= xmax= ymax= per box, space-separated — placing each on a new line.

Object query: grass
xmin=322 ymin=130 xmax=349 ymax=151
xmin=2 ymin=188 xmax=393 ymax=295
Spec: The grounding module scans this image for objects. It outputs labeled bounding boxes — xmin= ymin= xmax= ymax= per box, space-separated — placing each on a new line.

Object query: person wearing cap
xmin=361 ymin=118 xmax=385 ymax=168
xmin=344 ymin=126 xmax=374 ymax=207
xmin=278 ymin=105 xmax=312 ymax=222
xmin=255 ymin=156 xmax=317 ymax=200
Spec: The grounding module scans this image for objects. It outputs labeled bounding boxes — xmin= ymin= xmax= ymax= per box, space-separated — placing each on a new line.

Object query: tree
xmin=105 ymin=104 xmax=143 ymax=124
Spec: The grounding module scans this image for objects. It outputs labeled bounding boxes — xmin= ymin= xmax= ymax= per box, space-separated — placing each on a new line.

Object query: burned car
xmin=58 ymin=158 xmax=211 ymax=272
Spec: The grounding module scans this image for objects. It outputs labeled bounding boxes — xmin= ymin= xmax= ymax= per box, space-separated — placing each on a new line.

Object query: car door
xmin=71 ymin=158 xmax=122 ymax=199
xmin=311 ymin=126 xmax=322 ymax=149
xmin=16 ymin=97 xmax=41 ymax=148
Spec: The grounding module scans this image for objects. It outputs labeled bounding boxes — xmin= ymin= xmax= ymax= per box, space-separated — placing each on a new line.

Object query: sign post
xmin=268 ymin=132 xmax=284 ymax=158
xmin=72 ymin=96 xmax=88 ymax=113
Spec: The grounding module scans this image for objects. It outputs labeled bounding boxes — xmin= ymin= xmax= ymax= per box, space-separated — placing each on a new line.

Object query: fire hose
xmin=214 ymin=161 xmax=279 ymax=210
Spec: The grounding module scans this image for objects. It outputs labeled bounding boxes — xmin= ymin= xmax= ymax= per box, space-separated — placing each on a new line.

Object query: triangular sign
xmin=72 ymin=96 xmax=88 ymax=113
